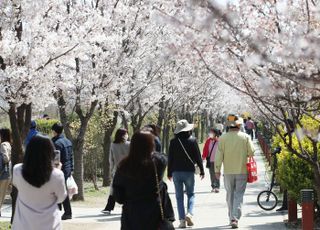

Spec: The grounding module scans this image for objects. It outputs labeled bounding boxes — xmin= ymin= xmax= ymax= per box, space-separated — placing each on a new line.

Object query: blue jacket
xmin=52 ymin=134 xmax=73 ymax=179
xmin=24 ymin=128 xmax=39 ymax=148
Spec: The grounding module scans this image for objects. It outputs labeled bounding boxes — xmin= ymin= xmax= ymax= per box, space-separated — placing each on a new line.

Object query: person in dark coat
xmin=51 ymin=123 xmax=73 ymax=220
xmin=112 ymin=131 xmax=170 ymax=230
xmin=24 ymin=120 xmax=39 ymax=148
xmin=168 ymin=119 xmax=204 ymax=228
xmin=143 ymin=124 xmax=162 ymax=153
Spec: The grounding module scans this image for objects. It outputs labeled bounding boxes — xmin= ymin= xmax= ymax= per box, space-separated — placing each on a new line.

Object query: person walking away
xmin=12 ymin=135 xmax=66 ymax=230
xmin=24 ymin=120 xmax=39 ymax=148
xmin=101 ymin=128 xmax=130 ymax=214
xmin=51 ymin=123 xmax=73 ymax=220
xmin=168 ymin=119 xmax=204 ymax=228
xmin=245 ymin=117 xmax=255 ymax=140
xmin=215 ymin=114 xmax=255 ymax=229
xmin=202 ymin=128 xmax=221 ymax=193
xmin=144 ymin=124 xmax=162 ymax=152
xmin=112 ymin=131 xmax=168 ymax=230
xmin=0 ymin=129 xmax=11 ymax=216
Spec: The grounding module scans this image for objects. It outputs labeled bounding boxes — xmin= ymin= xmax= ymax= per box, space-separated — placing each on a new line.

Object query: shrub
xmin=273 ymin=117 xmax=317 ymax=203
xmin=35 ymin=119 xmax=60 ymax=136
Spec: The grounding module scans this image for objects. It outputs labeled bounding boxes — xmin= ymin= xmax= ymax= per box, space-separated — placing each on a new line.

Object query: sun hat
xmin=174 ymin=119 xmax=194 ymax=134
xmin=226 ymin=114 xmax=243 ymax=128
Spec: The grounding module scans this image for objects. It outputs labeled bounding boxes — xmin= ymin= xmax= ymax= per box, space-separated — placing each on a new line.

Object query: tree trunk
xmin=55 ymin=89 xmax=98 ymax=201
xmin=8 ymin=102 xmax=32 ymax=223
xmin=164 ymin=123 xmax=171 ymax=154
xmin=102 ymin=133 xmax=112 ymax=187
xmin=209 ymin=112 xmax=215 ymax=128
xmin=102 ymin=111 xmax=118 ymax=187
xmin=90 ymin=173 xmax=99 ymax=191
xmin=200 ymin=112 xmax=206 ymax=143
xmin=72 ymin=140 xmax=84 ymax=201
xmin=157 ymin=97 xmax=165 ymax=128
xmin=121 ymin=111 xmax=129 ymax=131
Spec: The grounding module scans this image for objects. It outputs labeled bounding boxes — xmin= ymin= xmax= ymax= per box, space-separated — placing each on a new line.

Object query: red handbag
xmin=247 ymin=157 xmax=258 ymax=183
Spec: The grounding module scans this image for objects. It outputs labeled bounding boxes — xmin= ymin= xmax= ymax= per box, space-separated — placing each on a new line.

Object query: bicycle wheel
xmin=257 ymin=190 xmax=278 ymax=211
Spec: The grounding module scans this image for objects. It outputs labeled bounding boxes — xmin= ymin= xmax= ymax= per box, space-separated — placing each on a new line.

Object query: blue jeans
xmin=172 ymin=171 xmax=195 ymax=220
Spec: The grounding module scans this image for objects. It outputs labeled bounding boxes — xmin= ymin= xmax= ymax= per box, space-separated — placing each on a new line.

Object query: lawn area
xmin=0 ymin=221 xmax=10 ymax=229
xmin=71 ymin=180 xmax=109 ymax=208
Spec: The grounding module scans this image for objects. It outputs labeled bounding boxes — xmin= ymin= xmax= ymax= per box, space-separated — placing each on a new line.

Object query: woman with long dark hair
xmin=101 ymin=128 xmax=130 ymax=214
xmin=112 ymin=131 xmax=168 ymax=230
xmin=12 ymin=135 xmax=66 ymax=230
xmin=0 ymin=128 xmax=11 ymax=214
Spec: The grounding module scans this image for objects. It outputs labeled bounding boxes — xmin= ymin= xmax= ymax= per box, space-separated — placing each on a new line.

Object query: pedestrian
xmin=24 ymin=120 xmax=39 ymax=148
xmin=168 ymin=119 xmax=205 ymax=228
xmin=0 ymin=128 xmax=11 ymax=215
xmin=112 ymin=131 xmax=169 ymax=230
xmin=245 ymin=117 xmax=255 ymax=140
xmin=51 ymin=123 xmax=73 ymax=220
xmin=101 ymin=128 xmax=130 ymax=215
xmin=12 ymin=135 xmax=66 ymax=230
xmin=202 ymin=128 xmax=221 ymax=193
xmin=215 ymin=114 xmax=255 ymax=229
xmin=144 ymin=124 xmax=162 ymax=152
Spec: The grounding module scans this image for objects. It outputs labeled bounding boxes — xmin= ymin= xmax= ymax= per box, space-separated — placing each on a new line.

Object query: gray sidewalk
xmin=1 ymin=140 xmax=287 ymax=229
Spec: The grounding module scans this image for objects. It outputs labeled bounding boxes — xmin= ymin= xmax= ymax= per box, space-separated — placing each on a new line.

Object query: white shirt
xmin=12 ymin=164 xmax=67 ymax=230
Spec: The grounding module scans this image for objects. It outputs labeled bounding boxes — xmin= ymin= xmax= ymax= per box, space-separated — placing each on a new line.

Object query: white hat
xmin=174 ymin=120 xmax=194 ymax=134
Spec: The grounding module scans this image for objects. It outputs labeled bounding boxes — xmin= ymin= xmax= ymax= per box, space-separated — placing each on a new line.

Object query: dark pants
xmin=246 ymin=129 xmax=254 ymax=140
xmin=104 ymin=195 xmax=116 ymax=211
xmin=59 ymin=179 xmax=72 ymax=216
xmin=209 ymin=162 xmax=220 ymax=189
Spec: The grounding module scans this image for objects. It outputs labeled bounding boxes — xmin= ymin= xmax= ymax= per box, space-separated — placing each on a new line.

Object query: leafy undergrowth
xmin=0 ymin=221 xmax=10 ymax=230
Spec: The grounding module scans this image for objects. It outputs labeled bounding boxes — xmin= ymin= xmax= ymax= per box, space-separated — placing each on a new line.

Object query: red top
xmin=202 ymin=138 xmax=217 ymax=159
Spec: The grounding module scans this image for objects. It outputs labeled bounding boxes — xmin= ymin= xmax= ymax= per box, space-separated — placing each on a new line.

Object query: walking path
xmin=1 ymin=140 xmax=287 ymax=229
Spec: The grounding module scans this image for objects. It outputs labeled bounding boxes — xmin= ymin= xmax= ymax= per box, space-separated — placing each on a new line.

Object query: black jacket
xmin=112 ymin=153 xmax=173 ymax=230
xmin=167 ymin=135 xmax=204 ymax=177
xmin=52 ymin=134 xmax=73 ymax=179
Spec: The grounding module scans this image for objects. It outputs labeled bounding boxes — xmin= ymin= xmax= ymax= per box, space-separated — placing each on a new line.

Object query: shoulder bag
xmin=206 ymin=141 xmax=216 ymax=168
xmin=153 ymin=162 xmax=175 ymax=230
xmin=178 ymin=138 xmax=201 ymax=175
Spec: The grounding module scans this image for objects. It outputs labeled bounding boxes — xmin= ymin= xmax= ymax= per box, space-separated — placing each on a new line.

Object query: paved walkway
xmin=1 ymin=140 xmax=287 ymax=229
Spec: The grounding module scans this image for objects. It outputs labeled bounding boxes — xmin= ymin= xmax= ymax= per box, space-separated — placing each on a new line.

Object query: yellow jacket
xmin=215 ymin=131 xmax=255 ymax=174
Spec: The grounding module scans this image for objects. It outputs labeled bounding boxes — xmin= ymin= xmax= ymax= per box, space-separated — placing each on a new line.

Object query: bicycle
xmin=257 ymin=147 xmax=281 ymax=211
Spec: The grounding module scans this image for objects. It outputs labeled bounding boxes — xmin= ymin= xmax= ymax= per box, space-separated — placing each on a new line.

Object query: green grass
xmin=71 ymin=180 xmax=109 ymax=207
xmin=0 ymin=221 xmax=10 ymax=229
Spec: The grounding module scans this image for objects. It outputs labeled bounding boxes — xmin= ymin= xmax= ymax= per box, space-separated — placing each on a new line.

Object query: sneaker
xmin=231 ymin=220 xmax=238 ymax=229
xmin=61 ymin=213 xmax=72 ymax=220
xmin=185 ymin=213 xmax=194 ymax=226
xmin=214 ymin=188 xmax=220 ymax=193
xmin=178 ymin=220 xmax=186 ymax=228
xmin=101 ymin=209 xmax=111 ymax=215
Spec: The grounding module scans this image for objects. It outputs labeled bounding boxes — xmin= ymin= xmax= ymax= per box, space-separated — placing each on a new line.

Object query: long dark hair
xmin=0 ymin=128 xmax=11 ymax=143
xmin=118 ymin=131 xmax=154 ymax=178
xmin=22 ymin=135 xmax=55 ymax=188
xmin=114 ymin=128 xmax=128 ymax=144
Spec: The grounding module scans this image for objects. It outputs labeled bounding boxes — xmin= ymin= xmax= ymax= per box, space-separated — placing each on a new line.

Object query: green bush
xmin=273 ymin=117 xmax=316 ymax=203
xmin=35 ymin=119 xmax=60 ymax=136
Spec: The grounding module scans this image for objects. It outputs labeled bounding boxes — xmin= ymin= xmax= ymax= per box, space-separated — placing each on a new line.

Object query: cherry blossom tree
xmin=156 ymin=0 xmax=320 ymax=204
